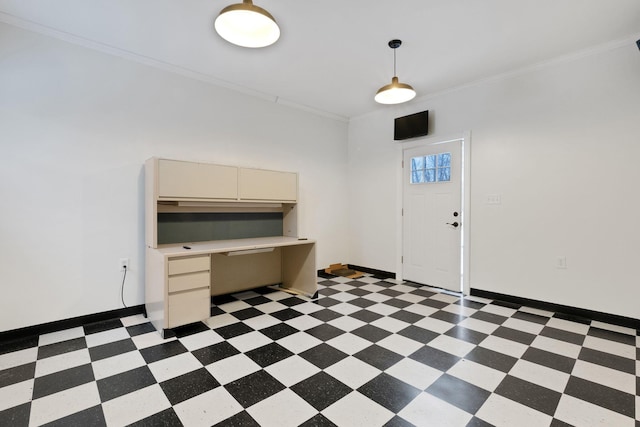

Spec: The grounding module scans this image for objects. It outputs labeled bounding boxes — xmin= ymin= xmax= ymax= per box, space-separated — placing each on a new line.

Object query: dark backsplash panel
xmin=157 ymin=212 xmax=283 ymax=244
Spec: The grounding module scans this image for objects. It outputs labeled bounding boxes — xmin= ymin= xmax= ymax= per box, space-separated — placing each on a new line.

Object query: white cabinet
xmin=145 ymin=157 xmax=313 ymax=337
xmin=166 ymin=255 xmax=211 ymax=329
xmin=146 ymin=238 xmax=316 ymax=337
xmin=168 ymin=288 xmax=210 ymax=328
xmin=146 ymin=157 xmax=300 ymax=248
xmin=168 ymin=256 xmax=211 ymax=276
xmin=239 ymin=168 xmax=297 ymax=202
xmin=151 ymin=158 xmax=297 ymax=203
xmin=158 ymin=159 xmax=237 ymax=200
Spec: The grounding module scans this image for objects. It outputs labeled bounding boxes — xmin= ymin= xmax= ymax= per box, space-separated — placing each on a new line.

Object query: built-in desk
xmin=145 ymin=158 xmax=316 ymax=336
xmin=145 ymin=236 xmax=316 ymax=337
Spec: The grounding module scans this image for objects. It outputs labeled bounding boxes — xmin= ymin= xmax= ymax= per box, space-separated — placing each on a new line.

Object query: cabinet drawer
xmin=168 ymin=256 xmax=210 ymax=276
xmin=168 ymin=271 xmax=210 ymax=293
xmin=168 ymin=288 xmax=210 ymax=328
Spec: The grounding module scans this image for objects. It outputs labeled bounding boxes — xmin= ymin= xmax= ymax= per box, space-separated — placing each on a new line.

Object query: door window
xmin=410 ymin=152 xmax=451 ymax=184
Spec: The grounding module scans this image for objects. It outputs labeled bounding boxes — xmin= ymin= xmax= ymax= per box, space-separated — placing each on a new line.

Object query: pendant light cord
xmin=393 ymin=48 xmax=397 ymax=77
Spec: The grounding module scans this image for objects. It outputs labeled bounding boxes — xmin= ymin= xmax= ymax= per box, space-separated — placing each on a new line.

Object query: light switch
xmin=485 ymin=194 xmax=502 ymax=205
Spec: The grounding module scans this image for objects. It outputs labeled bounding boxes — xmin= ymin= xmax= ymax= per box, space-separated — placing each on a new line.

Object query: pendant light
xmin=214 ymin=0 xmax=280 ymax=48
xmin=375 ymin=39 xmax=416 ymax=104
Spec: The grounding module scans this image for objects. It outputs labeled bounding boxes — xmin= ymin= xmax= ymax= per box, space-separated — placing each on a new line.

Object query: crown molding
xmin=0 ymin=12 xmax=348 ymax=123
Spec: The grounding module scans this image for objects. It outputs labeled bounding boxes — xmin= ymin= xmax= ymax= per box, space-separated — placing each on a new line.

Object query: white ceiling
xmin=1 ymin=0 xmax=639 ymax=120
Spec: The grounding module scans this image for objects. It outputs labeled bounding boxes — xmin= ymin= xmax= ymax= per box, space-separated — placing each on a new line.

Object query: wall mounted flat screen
xmin=394 ymin=110 xmax=429 ymax=141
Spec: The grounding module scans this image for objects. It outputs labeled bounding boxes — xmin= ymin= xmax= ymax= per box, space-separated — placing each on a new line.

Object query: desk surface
xmin=154 ymin=236 xmax=315 ymax=257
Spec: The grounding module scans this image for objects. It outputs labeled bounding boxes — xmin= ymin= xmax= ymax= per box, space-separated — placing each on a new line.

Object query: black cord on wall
xmin=121 ymin=266 xmax=128 ymax=308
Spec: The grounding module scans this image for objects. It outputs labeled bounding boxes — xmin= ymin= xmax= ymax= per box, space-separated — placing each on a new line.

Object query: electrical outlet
xmin=120 ymin=258 xmax=129 ymax=271
xmin=555 ymin=256 xmax=567 ymax=269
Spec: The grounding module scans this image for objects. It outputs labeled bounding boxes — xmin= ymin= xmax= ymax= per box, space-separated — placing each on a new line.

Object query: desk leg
xmin=281 ymin=243 xmax=317 ymax=297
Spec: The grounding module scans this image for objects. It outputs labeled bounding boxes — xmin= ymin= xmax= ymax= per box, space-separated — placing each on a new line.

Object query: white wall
xmin=348 ymin=43 xmax=640 ymax=320
xmin=0 ymin=23 xmax=349 ymax=332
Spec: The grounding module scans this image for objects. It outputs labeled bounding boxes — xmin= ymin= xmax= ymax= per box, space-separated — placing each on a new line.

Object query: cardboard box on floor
xmin=324 ymin=263 xmax=364 ymax=279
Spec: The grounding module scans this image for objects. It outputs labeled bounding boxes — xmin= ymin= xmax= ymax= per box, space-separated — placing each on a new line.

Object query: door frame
xmin=395 ymin=131 xmax=471 ymax=295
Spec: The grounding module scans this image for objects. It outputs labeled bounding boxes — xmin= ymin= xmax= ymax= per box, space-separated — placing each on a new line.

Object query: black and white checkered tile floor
xmin=1 ymin=274 xmax=638 ymax=426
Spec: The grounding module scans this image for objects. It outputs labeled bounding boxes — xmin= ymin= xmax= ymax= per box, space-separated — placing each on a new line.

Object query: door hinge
xmin=401 ymin=256 xmax=404 ymax=263
xmin=402 ymin=160 xmax=404 ymax=168
xmin=401 ymin=208 xmax=404 ymax=216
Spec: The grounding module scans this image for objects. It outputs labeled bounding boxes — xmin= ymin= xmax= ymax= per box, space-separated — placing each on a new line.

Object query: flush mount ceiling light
xmin=375 ymin=39 xmax=416 ymax=104
xmin=214 ymin=0 xmax=280 ymax=48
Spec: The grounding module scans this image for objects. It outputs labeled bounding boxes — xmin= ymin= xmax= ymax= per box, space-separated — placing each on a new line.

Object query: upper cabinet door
xmin=239 ymin=168 xmax=297 ymax=202
xmin=158 ymin=159 xmax=238 ymax=199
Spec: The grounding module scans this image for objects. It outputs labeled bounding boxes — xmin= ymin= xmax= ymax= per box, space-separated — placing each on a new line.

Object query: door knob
xmin=446 ymin=222 xmax=459 ymax=228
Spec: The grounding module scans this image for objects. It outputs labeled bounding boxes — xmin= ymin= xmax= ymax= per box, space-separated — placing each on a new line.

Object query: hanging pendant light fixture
xmin=375 ymin=39 xmax=416 ymax=104
xmin=214 ymin=0 xmax=280 ymax=48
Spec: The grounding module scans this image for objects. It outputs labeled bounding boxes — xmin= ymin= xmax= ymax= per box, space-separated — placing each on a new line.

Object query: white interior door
xmin=402 ymin=140 xmax=462 ymax=292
